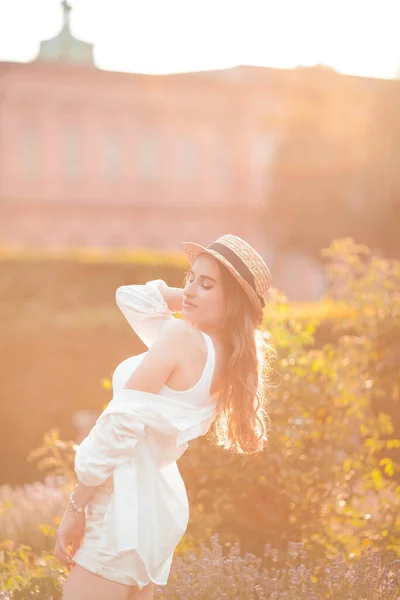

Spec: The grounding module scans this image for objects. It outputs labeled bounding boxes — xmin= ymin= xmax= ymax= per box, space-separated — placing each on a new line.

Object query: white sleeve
xmin=74 ymin=412 xmax=146 ymax=487
xmin=115 ymin=279 xmax=174 ymax=348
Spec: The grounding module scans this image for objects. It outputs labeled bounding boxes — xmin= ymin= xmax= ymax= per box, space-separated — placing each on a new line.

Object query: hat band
xmin=208 ymin=242 xmax=265 ymax=308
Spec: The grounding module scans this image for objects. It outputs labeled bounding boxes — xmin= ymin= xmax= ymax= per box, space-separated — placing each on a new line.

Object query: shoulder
xmin=155 ymin=319 xmax=208 ymax=364
xmin=122 ymin=318 xmax=202 ymax=393
xmin=159 ymin=318 xmax=202 ymax=350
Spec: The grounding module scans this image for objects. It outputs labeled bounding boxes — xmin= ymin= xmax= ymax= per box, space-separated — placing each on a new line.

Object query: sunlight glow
xmin=0 ymin=0 xmax=399 ymax=79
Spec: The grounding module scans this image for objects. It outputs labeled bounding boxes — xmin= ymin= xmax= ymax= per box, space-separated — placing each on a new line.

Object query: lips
xmin=183 ymin=299 xmax=197 ymax=308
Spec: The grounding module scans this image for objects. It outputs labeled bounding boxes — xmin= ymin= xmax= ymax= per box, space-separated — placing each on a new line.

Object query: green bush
xmin=1 ymin=239 xmax=399 ymax=566
xmin=180 ymin=239 xmax=400 ymax=560
xmin=0 ymin=540 xmax=66 ymax=599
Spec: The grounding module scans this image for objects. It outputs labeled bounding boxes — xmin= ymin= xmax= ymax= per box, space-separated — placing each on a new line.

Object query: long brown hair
xmin=210 ymin=262 xmax=277 ymax=455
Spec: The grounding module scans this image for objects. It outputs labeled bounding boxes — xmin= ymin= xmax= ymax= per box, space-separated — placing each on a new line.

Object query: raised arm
xmin=116 ymin=279 xmax=184 ymax=348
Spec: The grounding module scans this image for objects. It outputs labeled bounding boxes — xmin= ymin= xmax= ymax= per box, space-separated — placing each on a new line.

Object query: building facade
xmin=0 ymin=3 xmax=290 ymax=255
xmin=2 ymin=2 xmax=393 ymax=299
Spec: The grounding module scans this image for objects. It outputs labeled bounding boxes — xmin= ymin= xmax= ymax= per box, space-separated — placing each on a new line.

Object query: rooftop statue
xmin=36 ymin=0 xmax=95 ymax=67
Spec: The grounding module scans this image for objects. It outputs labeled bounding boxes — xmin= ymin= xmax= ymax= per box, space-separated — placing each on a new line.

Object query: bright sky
xmin=0 ymin=0 xmax=399 ymax=79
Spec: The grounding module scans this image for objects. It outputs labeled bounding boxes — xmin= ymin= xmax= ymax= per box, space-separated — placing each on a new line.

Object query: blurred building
xmin=0 ymin=2 xmax=286 ymax=253
xmin=1 ymin=2 xmax=398 ymax=300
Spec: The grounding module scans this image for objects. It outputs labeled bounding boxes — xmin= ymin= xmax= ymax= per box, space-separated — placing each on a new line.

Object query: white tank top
xmin=112 ymin=329 xmax=216 ymax=405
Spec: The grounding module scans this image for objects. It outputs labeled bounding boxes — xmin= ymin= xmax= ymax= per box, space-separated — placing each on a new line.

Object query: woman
xmin=56 ymin=234 xmax=275 ymax=600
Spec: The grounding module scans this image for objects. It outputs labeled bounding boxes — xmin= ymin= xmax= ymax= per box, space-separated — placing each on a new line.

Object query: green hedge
xmin=0 ymin=249 xmax=187 ymax=485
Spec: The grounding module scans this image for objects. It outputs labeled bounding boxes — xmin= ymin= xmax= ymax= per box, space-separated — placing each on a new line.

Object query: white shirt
xmin=74 ymin=280 xmax=217 ymax=574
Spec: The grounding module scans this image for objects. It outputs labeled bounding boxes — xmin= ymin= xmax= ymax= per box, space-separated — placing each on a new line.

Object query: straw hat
xmin=182 ymin=234 xmax=272 ymax=324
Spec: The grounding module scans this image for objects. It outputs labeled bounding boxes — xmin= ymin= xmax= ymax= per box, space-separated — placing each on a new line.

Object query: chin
xmin=181 ymin=310 xmax=199 ymax=326
xmin=181 ymin=308 xmax=193 ymax=319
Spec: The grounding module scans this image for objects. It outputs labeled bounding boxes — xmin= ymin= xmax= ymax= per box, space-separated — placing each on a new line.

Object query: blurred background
xmin=0 ymin=0 xmax=399 ymax=483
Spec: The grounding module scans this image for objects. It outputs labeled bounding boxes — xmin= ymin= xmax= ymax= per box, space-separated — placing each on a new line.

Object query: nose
xmin=184 ymin=279 xmax=196 ymax=298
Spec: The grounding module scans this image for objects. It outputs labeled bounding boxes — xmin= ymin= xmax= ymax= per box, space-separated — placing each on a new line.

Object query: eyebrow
xmin=189 ymin=269 xmax=218 ymax=284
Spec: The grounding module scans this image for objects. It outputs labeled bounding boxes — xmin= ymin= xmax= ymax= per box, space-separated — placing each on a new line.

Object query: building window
xmin=65 ymin=127 xmax=81 ymax=179
xmin=178 ymin=137 xmax=197 ymax=178
xmin=253 ymin=132 xmax=276 ymax=170
xmin=139 ymin=132 xmax=158 ymax=179
xmin=209 ymin=130 xmax=231 ymax=191
xmin=103 ymin=132 xmax=120 ymax=179
xmin=21 ymin=124 xmax=37 ymax=178
xmin=252 ymin=132 xmax=277 ymax=200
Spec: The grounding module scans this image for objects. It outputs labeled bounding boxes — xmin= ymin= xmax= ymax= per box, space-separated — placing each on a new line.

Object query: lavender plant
xmin=0 ymin=534 xmax=398 ymax=599
xmin=155 ymin=535 xmax=399 ymax=600
xmin=0 ymin=476 xmax=69 ymax=552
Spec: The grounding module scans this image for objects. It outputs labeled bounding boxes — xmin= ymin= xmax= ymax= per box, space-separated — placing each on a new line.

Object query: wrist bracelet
xmin=69 ymin=489 xmax=86 ymax=516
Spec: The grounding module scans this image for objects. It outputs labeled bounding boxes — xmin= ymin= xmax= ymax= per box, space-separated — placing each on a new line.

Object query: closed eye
xmin=184 ymin=270 xmax=216 ymax=289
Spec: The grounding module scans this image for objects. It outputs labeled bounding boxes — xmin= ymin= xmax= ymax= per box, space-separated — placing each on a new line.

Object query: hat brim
xmin=181 ymin=241 xmax=264 ymax=324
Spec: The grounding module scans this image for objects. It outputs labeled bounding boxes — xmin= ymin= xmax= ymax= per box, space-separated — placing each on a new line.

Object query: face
xmin=182 ymin=254 xmax=226 ymax=331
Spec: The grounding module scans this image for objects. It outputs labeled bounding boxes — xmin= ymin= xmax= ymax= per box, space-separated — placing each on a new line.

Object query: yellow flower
xmin=100 ymin=378 xmax=112 ymax=390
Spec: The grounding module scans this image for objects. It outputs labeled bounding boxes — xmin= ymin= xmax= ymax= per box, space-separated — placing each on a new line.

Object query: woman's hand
xmin=54 ymin=503 xmax=86 ymax=566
